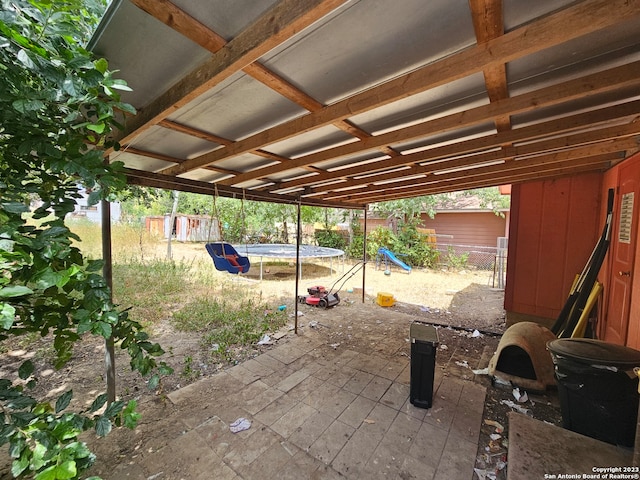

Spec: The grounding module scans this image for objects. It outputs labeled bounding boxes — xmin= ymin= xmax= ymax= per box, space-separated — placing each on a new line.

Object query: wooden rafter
xmin=264 ymin=101 xmax=640 ymax=193
xmin=469 ymin=0 xmax=511 ymax=132
xmin=296 ymin=123 xmax=640 ymax=197
xmin=126 ymin=0 xmax=376 ymax=173
xmin=230 ymin=61 xmax=640 ymax=187
xmin=348 ymin=159 xmax=617 ymax=204
xmin=156 ymin=0 xmax=639 ymax=179
xmin=96 ymin=0 xmax=640 ymax=206
xmin=113 ymin=0 xmax=347 ymax=147
xmin=325 ymin=146 xmax=631 ymax=203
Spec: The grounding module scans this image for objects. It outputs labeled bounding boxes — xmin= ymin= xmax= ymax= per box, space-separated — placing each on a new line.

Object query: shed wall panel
xmin=419 ymin=212 xmax=507 ymax=248
xmin=505 ymin=173 xmax=602 ymax=322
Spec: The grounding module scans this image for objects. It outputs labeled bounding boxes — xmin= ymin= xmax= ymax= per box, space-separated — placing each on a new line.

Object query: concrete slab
xmin=90 ymin=337 xmax=489 ymax=480
xmin=507 ymin=412 xmax=634 ymax=480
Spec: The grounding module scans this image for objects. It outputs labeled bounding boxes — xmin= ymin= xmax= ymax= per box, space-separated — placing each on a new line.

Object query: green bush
xmin=366 ymin=227 xmax=396 ymax=259
xmin=405 ymin=241 xmax=440 ymax=268
xmin=345 ymin=223 xmax=441 ymax=268
xmin=315 ymin=230 xmax=346 ymax=249
xmin=445 ymin=247 xmax=469 ymax=269
xmin=345 ymin=234 xmax=365 ymax=259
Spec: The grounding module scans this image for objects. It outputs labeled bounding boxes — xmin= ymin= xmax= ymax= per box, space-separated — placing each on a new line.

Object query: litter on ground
xmin=230 ymin=417 xmax=251 ymax=433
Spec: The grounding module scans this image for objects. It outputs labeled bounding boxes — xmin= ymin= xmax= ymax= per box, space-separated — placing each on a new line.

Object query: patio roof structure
xmin=90 ymin=0 xmax=640 ymax=209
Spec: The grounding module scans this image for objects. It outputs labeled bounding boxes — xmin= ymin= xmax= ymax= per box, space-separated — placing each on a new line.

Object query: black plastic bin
xmin=410 ymin=322 xmax=439 ymax=409
xmin=547 ymin=338 xmax=640 ymax=447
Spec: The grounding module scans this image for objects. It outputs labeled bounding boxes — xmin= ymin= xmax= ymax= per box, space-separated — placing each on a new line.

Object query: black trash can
xmin=410 ymin=322 xmax=439 ymax=409
xmin=547 ymin=338 xmax=640 ymax=447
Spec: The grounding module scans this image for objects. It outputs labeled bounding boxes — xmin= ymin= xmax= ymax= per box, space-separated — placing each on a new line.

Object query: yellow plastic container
xmin=376 ymin=292 xmax=395 ymax=307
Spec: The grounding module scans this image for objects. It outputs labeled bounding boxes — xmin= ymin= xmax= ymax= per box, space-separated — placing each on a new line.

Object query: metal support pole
xmin=362 ymin=205 xmax=368 ymax=304
xmin=294 ymin=198 xmax=302 ymax=334
xmin=101 ymin=199 xmax=116 ymax=404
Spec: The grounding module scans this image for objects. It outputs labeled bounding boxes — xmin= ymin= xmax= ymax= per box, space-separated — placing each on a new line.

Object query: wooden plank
xmin=132 ymin=1 xmax=372 ymax=158
xmin=333 ymin=159 xmax=615 ymax=202
xmin=243 ymin=62 xmax=323 ymax=112
xmin=122 ymin=147 xmax=236 ymax=175
xmin=298 ymin=122 xmax=640 ymax=195
xmin=336 ymin=160 xmax=614 ymax=204
xmin=158 ymin=120 xmax=232 ymax=146
xmin=130 ymin=0 xmax=227 ymax=52
xmin=162 ymin=0 xmax=640 ymax=176
xmin=225 ymin=62 xmax=640 ymax=185
xmin=113 ymin=0 xmax=347 ymax=145
xmin=469 ymin=0 xmax=510 ymax=115
xmin=353 ymin=137 xmax=636 ymax=196
xmin=122 ymin=168 xmax=363 ymax=209
xmin=263 ymin=101 xmax=640 ymax=192
xmin=322 ymin=144 xmax=632 ymax=202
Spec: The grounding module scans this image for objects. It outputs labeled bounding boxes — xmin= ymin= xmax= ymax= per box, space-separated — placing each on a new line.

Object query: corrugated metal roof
xmin=90 ymin=0 xmax=640 ymax=208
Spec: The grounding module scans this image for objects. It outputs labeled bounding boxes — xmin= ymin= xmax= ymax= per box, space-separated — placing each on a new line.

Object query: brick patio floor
xmin=95 ymin=327 xmax=486 ymax=480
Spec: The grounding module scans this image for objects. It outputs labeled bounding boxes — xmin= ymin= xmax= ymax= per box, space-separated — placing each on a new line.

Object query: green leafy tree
xmin=372 ymin=196 xmax=439 ymax=224
xmin=118 ymin=187 xmax=170 ymax=224
xmin=0 ymin=1 xmax=171 ymax=478
xmin=373 ymin=187 xmax=510 ymax=222
xmin=462 ymin=187 xmax=510 ymax=216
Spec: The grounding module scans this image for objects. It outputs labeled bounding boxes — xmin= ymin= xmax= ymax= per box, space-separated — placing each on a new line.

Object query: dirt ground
xmin=0 ymin=242 xmax=562 ymax=480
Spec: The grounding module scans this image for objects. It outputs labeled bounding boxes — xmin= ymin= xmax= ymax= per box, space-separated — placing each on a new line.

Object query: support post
xmin=362 ymin=205 xmax=368 ymax=304
xmin=167 ymin=190 xmax=179 ymax=259
xmin=294 ymin=198 xmax=302 ymax=334
xmin=101 ymin=199 xmax=116 ymax=404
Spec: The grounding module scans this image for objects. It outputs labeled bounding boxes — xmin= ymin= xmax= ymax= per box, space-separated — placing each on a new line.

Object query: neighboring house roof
xmin=432 ymin=193 xmax=509 ymax=213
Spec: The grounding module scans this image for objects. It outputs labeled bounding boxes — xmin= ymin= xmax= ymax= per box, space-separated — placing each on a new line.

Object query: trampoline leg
xmin=260 ymin=256 xmax=263 ymax=281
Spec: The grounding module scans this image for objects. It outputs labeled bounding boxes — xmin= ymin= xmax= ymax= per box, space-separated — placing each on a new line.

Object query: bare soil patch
xmin=0 ymin=241 xmax=562 ymax=479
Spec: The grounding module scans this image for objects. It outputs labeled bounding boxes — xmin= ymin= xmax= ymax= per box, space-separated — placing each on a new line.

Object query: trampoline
xmin=233 ymin=244 xmax=345 ymax=280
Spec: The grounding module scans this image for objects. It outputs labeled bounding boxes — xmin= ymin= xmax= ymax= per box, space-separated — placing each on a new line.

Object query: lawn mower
xmin=298 ymin=262 xmax=364 ymax=308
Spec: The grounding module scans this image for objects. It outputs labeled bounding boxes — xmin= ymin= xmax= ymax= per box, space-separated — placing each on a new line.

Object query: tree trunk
xmin=348 ymin=209 xmax=354 ymax=245
xmin=167 ymin=190 xmax=179 ymax=259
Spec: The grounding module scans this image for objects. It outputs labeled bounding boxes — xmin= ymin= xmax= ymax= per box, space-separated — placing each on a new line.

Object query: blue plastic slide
xmin=378 ymin=247 xmax=412 ymax=273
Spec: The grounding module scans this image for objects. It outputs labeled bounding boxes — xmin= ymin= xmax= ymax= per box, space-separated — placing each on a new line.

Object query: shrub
xmin=315 ymin=230 xmax=346 ymax=250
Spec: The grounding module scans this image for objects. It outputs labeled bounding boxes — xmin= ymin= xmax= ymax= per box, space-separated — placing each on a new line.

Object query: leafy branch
xmin=1 ymin=1 xmax=172 ymax=478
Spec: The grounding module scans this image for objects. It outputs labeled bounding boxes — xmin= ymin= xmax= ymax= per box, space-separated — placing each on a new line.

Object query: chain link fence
xmin=434 ymin=238 xmax=508 ymax=288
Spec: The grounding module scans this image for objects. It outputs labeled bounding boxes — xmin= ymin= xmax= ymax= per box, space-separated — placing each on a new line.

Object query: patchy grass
xmin=65 ymin=221 xmax=288 ymax=365
xmin=172 ymin=295 xmax=287 ymax=363
xmin=111 ymin=258 xmax=197 ymax=328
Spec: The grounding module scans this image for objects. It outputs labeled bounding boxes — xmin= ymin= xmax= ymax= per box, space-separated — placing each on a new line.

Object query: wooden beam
xmin=469 ymin=0 xmax=511 ymax=130
xmin=326 ymin=151 xmax=623 ymax=203
xmin=300 ymin=123 xmax=640 ymax=195
xmin=323 ymin=137 xmax=637 ymax=201
xmin=122 ymin=168 xmax=363 ymax=209
xmin=158 ymin=120 xmax=232 ymax=146
xmin=265 ymin=100 xmax=640 ymax=193
xmin=113 ymin=0 xmax=346 ymax=146
xmin=161 ymin=0 xmax=640 ymax=177
xmin=349 ymin=159 xmax=615 ymax=203
xmin=130 ymin=0 xmax=227 ymax=52
xmin=131 ymin=0 xmax=372 ymax=162
xmin=121 ymin=147 xmax=237 ymax=176
xmin=224 ymin=61 xmax=640 ymax=185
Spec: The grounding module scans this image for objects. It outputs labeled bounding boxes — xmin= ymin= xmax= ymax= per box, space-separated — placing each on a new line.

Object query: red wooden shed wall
xmin=363 ymin=212 xmax=507 ymax=248
xmin=419 ymin=212 xmax=507 ymax=247
xmin=504 ymin=173 xmax=602 ymax=325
